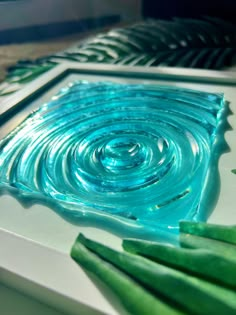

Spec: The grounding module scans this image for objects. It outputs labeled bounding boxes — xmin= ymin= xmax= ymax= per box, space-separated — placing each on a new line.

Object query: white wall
xmin=0 ymin=0 xmax=141 ymax=31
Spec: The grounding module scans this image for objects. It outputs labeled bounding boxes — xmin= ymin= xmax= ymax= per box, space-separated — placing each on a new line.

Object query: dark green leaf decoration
xmin=1 ymin=17 xmax=236 ymax=96
xmin=52 ymin=17 xmax=236 ymax=68
xmin=0 ymin=61 xmax=55 ymax=96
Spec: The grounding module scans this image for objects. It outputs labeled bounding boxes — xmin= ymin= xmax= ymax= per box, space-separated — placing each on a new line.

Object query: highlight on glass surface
xmin=0 ymin=81 xmax=226 ymax=238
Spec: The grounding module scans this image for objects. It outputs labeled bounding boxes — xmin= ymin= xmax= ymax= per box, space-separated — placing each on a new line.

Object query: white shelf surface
xmin=0 ymin=65 xmax=236 ymax=315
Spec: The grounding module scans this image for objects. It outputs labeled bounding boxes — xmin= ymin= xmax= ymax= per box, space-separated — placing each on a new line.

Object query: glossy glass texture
xmin=0 ymin=81 xmax=226 ymax=235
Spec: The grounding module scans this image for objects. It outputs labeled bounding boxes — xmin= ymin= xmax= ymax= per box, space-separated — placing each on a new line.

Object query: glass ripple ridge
xmin=0 ymin=81 xmax=226 ymax=238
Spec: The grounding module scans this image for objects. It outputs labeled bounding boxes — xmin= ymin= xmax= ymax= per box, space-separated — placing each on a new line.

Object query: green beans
xmin=71 ymin=236 xmax=183 ymax=315
xmin=179 ymin=221 xmax=236 ymax=245
xmin=123 ymin=239 xmax=236 ymax=289
xmin=71 ymin=222 xmax=236 ymax=315
xmin=72 ymin=234 xmax=236 ymax=315
xmin=180 ymin=233 xmax=236 ymax=264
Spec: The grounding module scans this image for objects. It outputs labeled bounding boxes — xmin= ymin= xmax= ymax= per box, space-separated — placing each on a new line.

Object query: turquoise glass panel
xmin=0 ymin=81 xmax=226 ymax=238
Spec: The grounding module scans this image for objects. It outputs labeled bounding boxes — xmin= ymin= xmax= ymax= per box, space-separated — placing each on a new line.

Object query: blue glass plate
xmin=0 ymin=81 xmax=226 ymax=238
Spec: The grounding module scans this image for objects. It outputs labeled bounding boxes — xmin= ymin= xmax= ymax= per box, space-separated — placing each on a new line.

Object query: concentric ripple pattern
xmin=0 ymin=81 xmax=226 ymax=235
